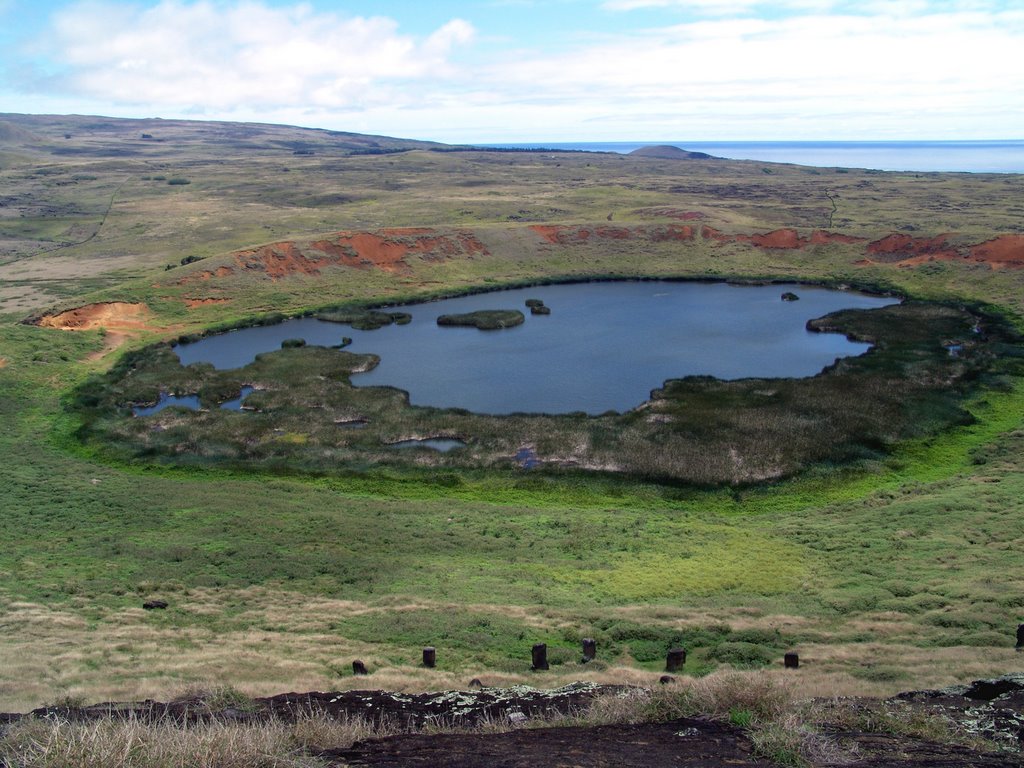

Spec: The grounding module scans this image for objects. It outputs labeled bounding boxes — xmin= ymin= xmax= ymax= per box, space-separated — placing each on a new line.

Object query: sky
xmin=1 ymin=0 xmax=1022 ymax=142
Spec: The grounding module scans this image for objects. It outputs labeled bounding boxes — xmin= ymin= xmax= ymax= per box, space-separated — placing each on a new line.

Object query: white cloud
xmin=437 ymin=8 xmax=1024 ymax=140
xmin=601 ymin=0 xmax=1005 ymax=14
xmin=602 ymin=0 xmax=837 ymax=13
xmin=15 ymin=0 xmax=1024 ymax=141
xmin=36 ymin=0 xmax=475 ymax=111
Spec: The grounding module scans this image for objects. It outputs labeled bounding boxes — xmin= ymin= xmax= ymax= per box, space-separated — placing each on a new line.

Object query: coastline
xmin=475 ymin=139 xmax=1024 ymax=173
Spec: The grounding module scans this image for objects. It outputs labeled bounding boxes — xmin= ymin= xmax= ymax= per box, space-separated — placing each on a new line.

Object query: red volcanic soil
xmin=530 ymin=224 xmax=694 ymax=245
xmin=168 ymin=225 xmax=1024 ymax=289
xmin=699 ymin=226 xmax=1024 ymax=271
xmin=36 ymin=302 xmax=154 ymax=331
xmin=243 ymin=228 xmax=491 ymax=280
xmin=180 ymin=228 xmax=490 ymax=283
xmin=858 ymin=233 xmax=1024 ymax=270
xmin=749 ymin=229 xmax=803 ymax=249
xmin=33 ymin=302 xmax=161 ymax=360
xmin=809 ymin=231 xmax=865 ymax=245
xmin=866 ymin=233 xmax=958 ymax=263
xmin=970 ymin=235 xmax=1024 ymax=267
xmin=700 ymin=226 xmax=731 ymax=244
xmin=702 ymin=227 xmax=867 ymax=250
xmin=702 ymin=227 xmax=803 ymax=248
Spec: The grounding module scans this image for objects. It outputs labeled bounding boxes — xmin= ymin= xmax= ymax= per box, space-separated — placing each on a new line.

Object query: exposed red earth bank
xmin=163 ymin=225 xmax=1024 ymax=289
xmin=181 ymin=228 xmax=490 ymax=283
xmin=32 ymin=301 xmax=161 ymax=360
xmin=35 ymin=301 xmax=154 ymax=331
xmin=699 ymin=226 xmax=1024 ymax=269
xmin=969 ymin=234 xmax=1024 ymax=267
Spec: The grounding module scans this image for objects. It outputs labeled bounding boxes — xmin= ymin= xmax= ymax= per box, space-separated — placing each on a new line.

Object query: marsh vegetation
xmin=436 ymin=309 xmax=525 ymax=330
xmin=71 ymin=294 xmax=1022 ymax=486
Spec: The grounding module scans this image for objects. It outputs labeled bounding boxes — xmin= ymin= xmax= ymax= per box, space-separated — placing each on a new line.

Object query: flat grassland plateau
xmin=1 ymin=113 xmax=1023 ymax=715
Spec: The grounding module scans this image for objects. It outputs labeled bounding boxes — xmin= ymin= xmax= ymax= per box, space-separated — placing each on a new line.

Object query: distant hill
xmin=0 ymin=113 xmax=445 ymax=157
xmin=0 ymin=120 xmax=43 ymax=144
xmin=628 ymin=145 xmax=714 ymax=160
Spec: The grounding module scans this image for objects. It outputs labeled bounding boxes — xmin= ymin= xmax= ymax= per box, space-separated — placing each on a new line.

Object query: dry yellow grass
xmin=2 ymin=585 xmax=1019 ymax=712
xmin=0 ymin=712 xmax=374 ymax=768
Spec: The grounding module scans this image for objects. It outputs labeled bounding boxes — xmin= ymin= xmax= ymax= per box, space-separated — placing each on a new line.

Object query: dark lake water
xmin=175 ymin=282 xmax=898 ymax=415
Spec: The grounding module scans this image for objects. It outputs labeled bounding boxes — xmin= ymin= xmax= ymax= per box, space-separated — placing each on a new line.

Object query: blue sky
xmin=1 ymin=0 xmax=1022 ymax=142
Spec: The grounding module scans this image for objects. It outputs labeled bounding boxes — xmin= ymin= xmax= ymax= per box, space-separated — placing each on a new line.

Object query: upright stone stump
xmin=784 ymin=652 xmax=800 ymax=669
xmin=531 ymin=643 xmax=549 ymax=671
xmin=423 ymin=647 xmax=436 ymax=668
xmin=581 ymin=638 xmax=597 ymax=663
xmin=1016 ymin=624 xmax=1024 ymax=650
xmin=665 ymin=647 xmax=686 ymax=672
xmin=352 ymin=660 xmax=368 ymax=675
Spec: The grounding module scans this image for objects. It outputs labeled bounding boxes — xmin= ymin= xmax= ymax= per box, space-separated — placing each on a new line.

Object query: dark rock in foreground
xmin=3 ymin=676 xmax=1023 ymax=767
xmin=324 ymin=717 xmax=771 ymax=768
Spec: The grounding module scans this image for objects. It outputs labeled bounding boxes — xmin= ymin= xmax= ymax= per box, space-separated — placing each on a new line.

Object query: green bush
xmin=709 ymin=642 xmax=775 ymax=669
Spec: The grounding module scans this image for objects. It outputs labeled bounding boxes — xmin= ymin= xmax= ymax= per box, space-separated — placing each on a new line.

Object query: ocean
xmin=475 ymin=140 xmax=1024 ymax=174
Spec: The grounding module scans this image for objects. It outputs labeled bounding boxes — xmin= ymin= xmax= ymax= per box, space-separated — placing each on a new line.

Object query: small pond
xmin=133 ymin=393 xmax=202 ymax=417
xmin=133 ymin=386 xmax=254 ymax=416
xmin=220 ymin=386 xmax=254 ymax=411
xmin=175 ymin=281 xmax=898 ymax=415
xmin=387 ymin=438 xmax=467 ymax=452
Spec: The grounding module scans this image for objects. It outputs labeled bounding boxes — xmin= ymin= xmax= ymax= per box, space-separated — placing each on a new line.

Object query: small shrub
xmin=628 ymin=639 xmax=671 ymax=663
xmin=167 ymin=178 xmax=191 ymax=185
xmin=45 ymin=692 xmax=87 ymax=709
xmin=709 ymin=642 xmax=775 ymax=669
xmin=174 ymin=684 xmax=255 ymax=713
xmin=729 ymin=707 xmax=754 ymax=728
xmin=749 ymin=716 xmax=813 ymax=767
